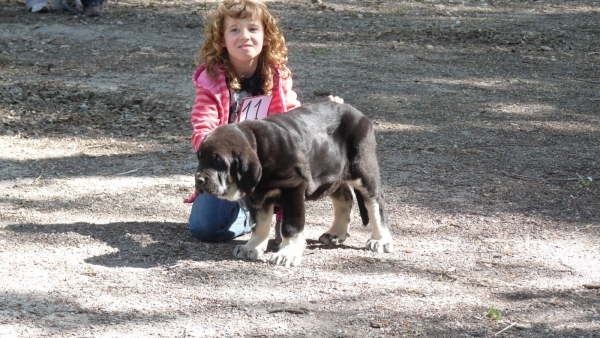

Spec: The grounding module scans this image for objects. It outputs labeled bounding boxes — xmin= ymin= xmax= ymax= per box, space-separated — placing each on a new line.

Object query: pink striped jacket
xmin=190 ymin=63 xmax=301 ymax=151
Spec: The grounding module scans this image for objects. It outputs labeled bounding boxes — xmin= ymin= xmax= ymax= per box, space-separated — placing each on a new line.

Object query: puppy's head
xmin=195 ymin=124 xmax=262 ymax=201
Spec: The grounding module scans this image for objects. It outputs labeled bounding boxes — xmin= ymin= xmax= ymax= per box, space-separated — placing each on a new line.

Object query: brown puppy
xmin=194 ymin=101 xmax=394 ymax=266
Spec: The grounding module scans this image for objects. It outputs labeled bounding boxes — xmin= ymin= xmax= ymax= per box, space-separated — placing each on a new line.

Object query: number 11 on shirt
xmin=238 ymin=95 xmax=273 ymax=122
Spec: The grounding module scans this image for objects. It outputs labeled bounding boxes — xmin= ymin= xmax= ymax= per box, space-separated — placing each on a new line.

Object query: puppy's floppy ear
xmin=236 ymin=150 xmax=262 ymax=195
xmin=194 ymin=150 xmax=204 ymax=194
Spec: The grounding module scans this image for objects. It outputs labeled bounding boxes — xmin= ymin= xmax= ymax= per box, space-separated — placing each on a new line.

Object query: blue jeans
xmin=81 ymin=0 xmax=103 ymax=6
xmin=26 ymin=0 xmax=47 ymax=9
xmin=188 ymin=193 xmax=252 ymax=242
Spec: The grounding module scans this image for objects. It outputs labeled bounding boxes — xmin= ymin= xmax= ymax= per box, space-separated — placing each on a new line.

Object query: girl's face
xmin=222 ymin=15 xmax=265 ymax=76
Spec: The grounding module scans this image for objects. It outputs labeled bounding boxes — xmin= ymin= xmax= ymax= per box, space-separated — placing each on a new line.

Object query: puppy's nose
xmin=195 ymin=172 xmax=205 ymax=185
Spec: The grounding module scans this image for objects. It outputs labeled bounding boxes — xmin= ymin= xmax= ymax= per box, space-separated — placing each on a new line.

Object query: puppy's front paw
xmin=270 ymin=234 xmax=305 ymax=267
xmin=269 ymin=249 xmax=302 ymax=267
xmin=233 ymin=244 xmax=262 ymax=260
xmin=318 ymin=232 xmax=348 ymax=245
xmin=366 ymin=238 xmax=394 ymax=253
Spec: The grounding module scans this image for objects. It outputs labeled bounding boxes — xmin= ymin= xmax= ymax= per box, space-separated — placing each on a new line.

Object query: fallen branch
xmin=557 ymin=259 xmax=576 ymax=272
xmin=583 ymin=284 xmax=600 ymax=289
xmin=268 ymin=308 xmax=308 ymax=315
xmin=415 ymin=55 xmax=433 ymax=63
xmin=495 ymin=322 xmax=517 ymax=336
xmin=500 ymin=171 xmax=595 ymax=182
xmin=34 ymin=170 xmax=44 ymax=182
xmin=182 ymin=315 xmax=192 ymax=337
xmin=114 ymin=169 xmax=139 ymax=176
xmin=476 ymin=260 xmax=500 ymax=265
xmin=553 ymin=76 xmax=600 ymax=84
xmin=85 ymin=144 xmax=106 ymax=149
xmin=577 ymin=225 xmax=600 ymax=232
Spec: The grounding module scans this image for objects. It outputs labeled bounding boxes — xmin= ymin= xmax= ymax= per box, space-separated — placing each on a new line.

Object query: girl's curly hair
xmin=196 ymin=0 xmax=290 ymax=95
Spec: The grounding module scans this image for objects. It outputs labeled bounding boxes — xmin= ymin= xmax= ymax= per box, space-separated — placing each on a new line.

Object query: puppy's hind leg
xmin=233 ymin=203 xmax=273 ymax=260
xmin=318 ymin=184 xmax=353 ymax=245
xmin=353 ymin=185 xmax=394 ymax=253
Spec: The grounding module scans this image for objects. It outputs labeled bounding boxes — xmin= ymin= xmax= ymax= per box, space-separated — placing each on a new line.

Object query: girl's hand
xmin=321 ymin=95 xmax=344 ymax=104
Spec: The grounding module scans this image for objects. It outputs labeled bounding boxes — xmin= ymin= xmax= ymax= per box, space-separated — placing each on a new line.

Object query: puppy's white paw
xmin=269 ymin=233 xmax=305 ymax=267
xmin=318 ymin=232 xmax=348 ymax=245
xmin=233 ymin=245 xmax=262 ymax=260
xmin=366 ymin=238 xmax=394 ymax=253
xmin=269 ymin=249 xmax=302 ymax=267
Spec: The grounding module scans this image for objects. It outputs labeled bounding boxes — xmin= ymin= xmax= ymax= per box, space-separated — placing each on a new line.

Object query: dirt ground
xmin=1 ymin=0 xmax=599 ymax=337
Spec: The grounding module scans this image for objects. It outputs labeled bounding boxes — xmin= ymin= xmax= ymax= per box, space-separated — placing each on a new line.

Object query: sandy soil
xmin=1 ymin=0 xmax=599 ymax=337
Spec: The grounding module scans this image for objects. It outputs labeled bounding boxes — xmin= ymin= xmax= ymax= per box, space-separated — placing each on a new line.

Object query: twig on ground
xmin=362 ymin=257 xmax=418 ymax=265
xmin=577 ymin=224 xmax=600 ymax=232
xmin=34 ymin=170 xmax=43 ymax=182
xmin=268 ymin=308 xmax=308 ymax=315
xmin=583 ymin=284 xmax=600 ymax=289
xmin=495 ymin=322 xmax=517 ymax=336
xmin=559 ymin=259 xmax=576 ymax=272
xmin=182 ymin=315 xmax=192 ymax=337
xmin=85 ymin=144 xmax=106 ymax=149
xmin=500 ymin=171 xmax=594 ymax=182
xmin=476 ymin=260 xmax=500 ymax=265
xmin=553 ymin=76 xmax=600 ymax=84
xmin=415 ymin=56 xmax=432 ymax=63
xmin=114 ymin=169 xmax=139 ymax=176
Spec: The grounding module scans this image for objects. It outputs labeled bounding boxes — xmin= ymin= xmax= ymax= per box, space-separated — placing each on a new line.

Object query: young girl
xmin=185 ymin=0 xmax=340 ymax=242
xmin=184 ymin=0 xmax=298 ymax=243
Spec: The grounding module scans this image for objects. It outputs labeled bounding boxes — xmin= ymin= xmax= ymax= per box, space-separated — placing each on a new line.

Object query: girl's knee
xmin=189 ymin=216 xmax=224 ymax=242
xmin=187 ymin=196 xmax=244 ymax=242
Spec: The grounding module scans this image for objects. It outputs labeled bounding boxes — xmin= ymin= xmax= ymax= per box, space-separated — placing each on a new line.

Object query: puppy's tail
xmin=354 ymin=188 xmax=370 ymax=226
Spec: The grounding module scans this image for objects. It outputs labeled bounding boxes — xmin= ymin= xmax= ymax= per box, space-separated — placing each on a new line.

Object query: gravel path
xmin=1 ymin=0 xmax=599 ymax=337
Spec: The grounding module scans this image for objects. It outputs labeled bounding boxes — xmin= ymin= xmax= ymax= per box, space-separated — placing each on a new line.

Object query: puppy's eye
xmin=213 ymin=154 xmax=224 ymax=164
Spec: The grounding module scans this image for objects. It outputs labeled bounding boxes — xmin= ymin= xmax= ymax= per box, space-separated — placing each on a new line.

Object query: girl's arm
xmin=281 ymin=75 xmax=302 ymax=111
xmin=190 ymin=87 xmax=222 ymax=151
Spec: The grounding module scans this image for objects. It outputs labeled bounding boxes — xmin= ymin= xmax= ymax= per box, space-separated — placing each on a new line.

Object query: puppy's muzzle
xmin=195 ymin=172 xmax=207 ymax=193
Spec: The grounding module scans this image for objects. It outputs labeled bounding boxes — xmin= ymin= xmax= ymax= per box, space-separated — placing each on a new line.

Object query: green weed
xmin=576 ymin=173 xmax=594 ymax=188
xmin=487 ymin=304 xmax=502 ymax=320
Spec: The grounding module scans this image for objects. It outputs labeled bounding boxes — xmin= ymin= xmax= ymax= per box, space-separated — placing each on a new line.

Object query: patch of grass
xmin=310 ymin=49 xmax=324 ymax=55
xmin=436 ymin=273 xmax=455 ymax=282
xmin=576 ymin=173 xmax=594 ymax=188
xmin=487 ymin=304 xmax=502 ymax=320
xmin=350 ymin=11 xmax=361 ymax=19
